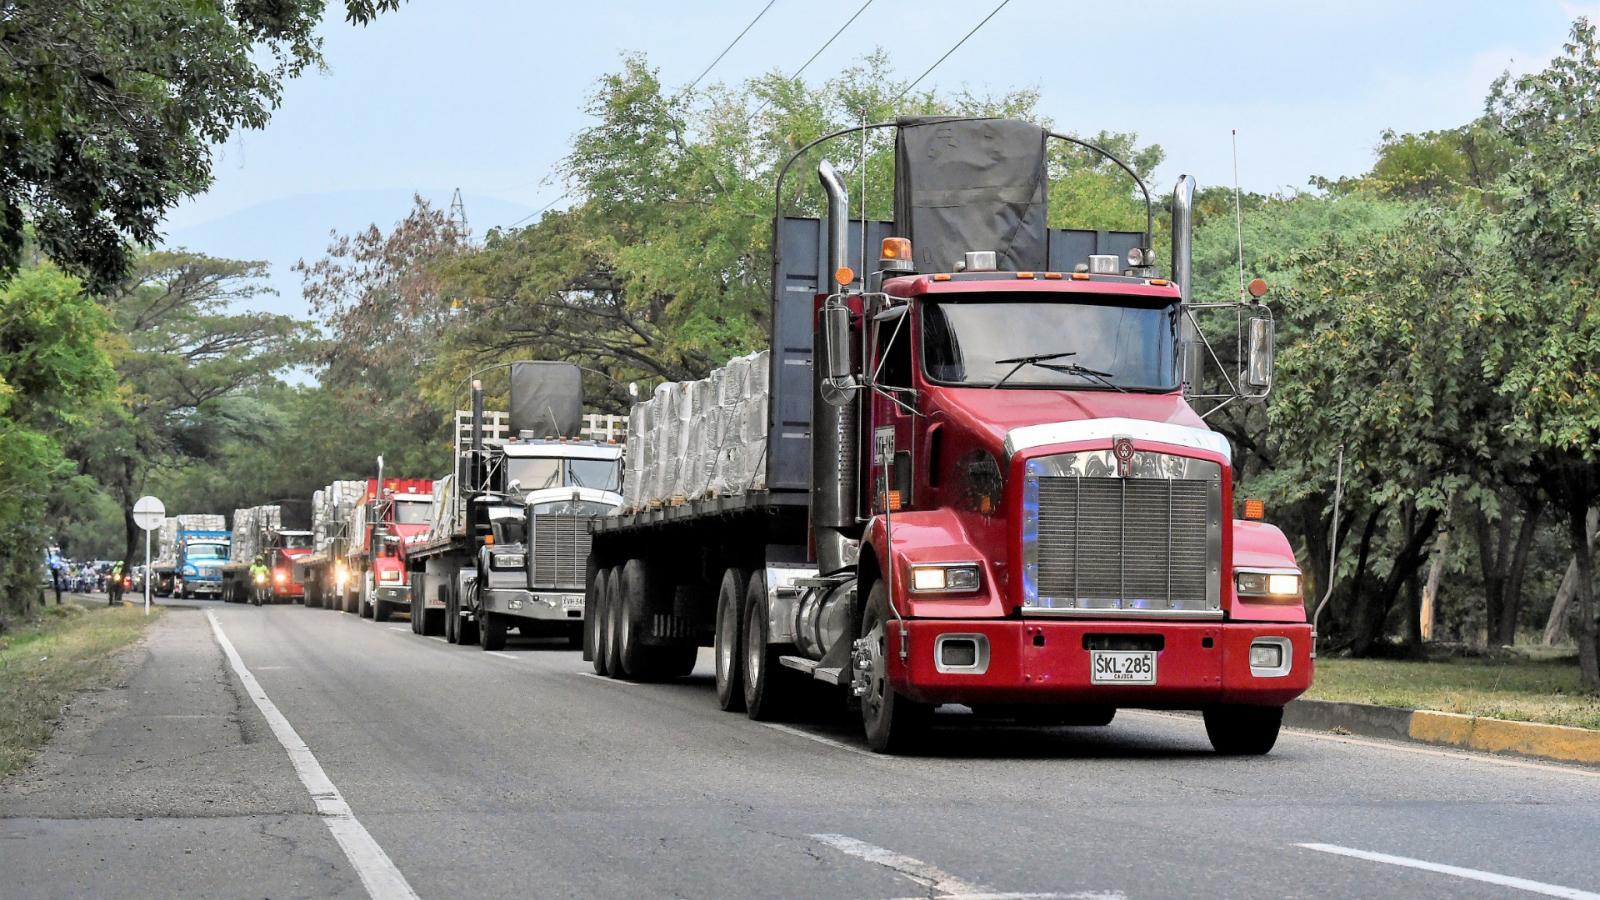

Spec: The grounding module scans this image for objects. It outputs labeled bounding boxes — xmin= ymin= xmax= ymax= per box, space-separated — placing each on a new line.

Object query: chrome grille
xmin=531 ymin=514 xmax=589 ymax=588
xmin=1023 ymin=450 xmax=1221 ymax=616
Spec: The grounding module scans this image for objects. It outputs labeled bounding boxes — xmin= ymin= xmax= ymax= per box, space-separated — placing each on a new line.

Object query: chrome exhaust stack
xmin=812 ymin=161 xmax=860 ymax=574
xmin=1172 ymin=175 xmax=1199 ymax=394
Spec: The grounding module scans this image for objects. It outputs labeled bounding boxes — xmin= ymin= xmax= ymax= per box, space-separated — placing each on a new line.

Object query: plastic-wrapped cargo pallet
xmin=619 ymin=351 xmax=772 ymax=507
xmin=155 ymin=518 xmax=179 ymax=566
xmin=622 ymin=405 xmax=645 ymax=511
xmin=739 ymin=350 xmax=770 ymax=492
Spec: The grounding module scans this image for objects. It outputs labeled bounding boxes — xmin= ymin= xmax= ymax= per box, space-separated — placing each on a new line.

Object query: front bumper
xmin=374 ymin=584 xmax=410 ymax=605
xmin=889 ymin=619 xmax=1312 ymax=708
xmin=482 ymin=588 xmax=585 ymax=621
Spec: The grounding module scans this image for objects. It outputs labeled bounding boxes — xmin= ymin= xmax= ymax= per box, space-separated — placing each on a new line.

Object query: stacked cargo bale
xmin=622 ymin=405 xmax=646 ymax=511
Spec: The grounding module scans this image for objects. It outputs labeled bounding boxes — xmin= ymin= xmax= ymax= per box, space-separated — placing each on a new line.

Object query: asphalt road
xmin=3 ymin=599 xmax=1598 ymax=900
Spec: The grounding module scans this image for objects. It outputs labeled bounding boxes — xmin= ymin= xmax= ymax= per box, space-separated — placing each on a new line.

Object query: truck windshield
xmin=186 ymin=543 xmax=228 ymax=560
xmin=392 ymin=500 xmax=431 ymax=525
xmin=568 ymin=459 xmax=621 ymax=492
xmin=921 ymin=294 xmax=1179 ymax=391
xmin=504 ymin=456 xmax=622 ymax=492
xmin=281 ymin=533 xmax=313 ymax=549
xmin=505 ymin=458 xmax=562 ymax=491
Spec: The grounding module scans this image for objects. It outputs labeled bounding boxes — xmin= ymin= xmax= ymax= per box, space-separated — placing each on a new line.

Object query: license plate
xmin=562 ymin=596 xmax=584 ymax=610
xmin=1090 ymin=650 xmax=1156 ymax=684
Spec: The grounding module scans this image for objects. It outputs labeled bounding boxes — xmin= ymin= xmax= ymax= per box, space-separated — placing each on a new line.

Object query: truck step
xmin=778 ymin=656 xmax=846 ymax=686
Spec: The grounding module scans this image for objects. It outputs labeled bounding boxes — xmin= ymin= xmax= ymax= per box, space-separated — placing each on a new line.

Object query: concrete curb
xmin=1285 ymin=698 xmax=1600 ymax=767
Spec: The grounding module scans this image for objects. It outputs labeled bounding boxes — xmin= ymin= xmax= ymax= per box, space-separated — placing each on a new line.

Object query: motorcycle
xmin=252 ymin=571 xmax=268 ymax=606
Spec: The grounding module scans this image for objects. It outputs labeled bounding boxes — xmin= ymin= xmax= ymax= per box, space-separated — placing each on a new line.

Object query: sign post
xmin=132 ymin=496 xmax=165 ymax=616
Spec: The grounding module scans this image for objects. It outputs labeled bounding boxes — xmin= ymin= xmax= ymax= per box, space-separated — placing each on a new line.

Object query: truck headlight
xmin=491 ymin=552 xmax=525 ymax=570
xmin=909 ymin=563 xmax=980 ymax=593
xmin=1236 ymin=570 xmax=1301 ymax=599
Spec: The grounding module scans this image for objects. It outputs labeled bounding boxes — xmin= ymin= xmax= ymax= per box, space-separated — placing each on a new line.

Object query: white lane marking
xmin=812 ymin=833 xmax=984 ymax=896
xmin=759 ymin=722 xmax=881 ymax=759
xmin=386 ymin=626 xmax=408 ymax=632
xmin=1297 ymin=843 xmax=1600 ymax=899
xmin=206 ymin=610 xmax=419 ymax=900
xmin=811 ymin=834 xmax=1119 ymax=900
xmin=1121 ymin=710 xmax=1600 ymax=780
xmin=486 ymin=651 xmax=519 ymax=661
xmin=427 ymin=636 xmax=448 ymax=643
xmin=577 ymin=671 xmax=642 ymax=687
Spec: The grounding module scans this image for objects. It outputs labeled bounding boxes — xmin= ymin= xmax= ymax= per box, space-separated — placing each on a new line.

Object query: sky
xmin=160 ymin=0 xmax=1598 ymax=320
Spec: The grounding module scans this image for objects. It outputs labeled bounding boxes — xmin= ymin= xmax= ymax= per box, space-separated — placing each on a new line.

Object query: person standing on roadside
xmin=47 ymin=549 xmax=63 ymax=605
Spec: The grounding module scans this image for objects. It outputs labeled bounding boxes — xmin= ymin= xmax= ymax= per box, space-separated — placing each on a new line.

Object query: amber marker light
xmin=880 ymin=237 xmax=912 ymax=260
xmin=1242 ymin=498 xmax=1266 ymax=520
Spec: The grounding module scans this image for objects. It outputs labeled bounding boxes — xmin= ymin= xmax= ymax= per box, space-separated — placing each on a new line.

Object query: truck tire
xmin=603 ymin=566 xmax=625 ymax=676
xmin=1203 ymin=704 xmax=1283 ymax=755
xmin=585 ymin=566 xmax=601 ymax=666
xmin=305 ymin=580 xmax=320 ymax=609
xmin=859 ymin=580 xmax=930 ymax=753
xmin=742 ymin=569 xmax=798 ymax=721
xmin=410 ymin=576 xmax=423 ymax=633
xmin=479 ymin=610 xmax=507 ymax=651
xmin=457 ymin=583 xmax=480 ymax=646
xmin=444 ymin=583 xmax=458 ymax=643
xmin=714 ymin=566 xmax=749 ymax=712
xmin=588 ymin=563 xmax=611 ymax=669
xmin=615 ymin=559 xmax=650 ymax=678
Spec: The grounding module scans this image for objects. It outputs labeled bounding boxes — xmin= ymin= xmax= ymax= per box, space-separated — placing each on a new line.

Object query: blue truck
xmin=152 ymin=514 xmax=230 ymax=599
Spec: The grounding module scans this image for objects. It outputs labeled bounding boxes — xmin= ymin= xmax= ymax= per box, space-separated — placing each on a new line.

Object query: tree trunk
xmin=1545 ymin=506 xmax=1599 ymax=645
xmin=1351 ymin=508 xmax=1441 ymax=656
xmin=1473 ymin=506 xmax=1513 ymax=648
xmin=1496 ymin=501 xmax=1543 ymax=647
xmin=1567 ymin=502 xmax=1600 ymax=691
xmin=1421 ymin=529 xmax=1450 ymax=641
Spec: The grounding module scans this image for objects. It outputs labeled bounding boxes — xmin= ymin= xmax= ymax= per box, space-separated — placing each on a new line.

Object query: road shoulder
xmin=0 ymin=605 xmax=359 ymax=899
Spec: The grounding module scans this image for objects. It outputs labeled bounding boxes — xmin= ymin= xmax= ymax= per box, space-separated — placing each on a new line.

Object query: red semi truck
xmin=300 ymin=470 xmax=433 ymax=620
xmin=585 ymin=117 xmax=1310 ymax=754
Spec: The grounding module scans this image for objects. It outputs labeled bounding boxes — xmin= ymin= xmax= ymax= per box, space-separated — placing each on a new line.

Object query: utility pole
xmin=448 ymin=188 xmax=470 ymax=242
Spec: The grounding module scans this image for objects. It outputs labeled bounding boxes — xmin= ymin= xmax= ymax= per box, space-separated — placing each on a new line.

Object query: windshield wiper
xmin=1036 ymin=361 xmax=1127 ymax=393
xmin=992 ymin=351 xmax=1078 ymax=388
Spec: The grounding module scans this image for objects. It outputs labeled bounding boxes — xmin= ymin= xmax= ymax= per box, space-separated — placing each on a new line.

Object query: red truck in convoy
xmin=299 ymin=469 xmax=433 ymax=620
xmin=356 ymin=471 xmax=434 ymax=621
xmin=585 ymin=117 xmax=1309 ymax=754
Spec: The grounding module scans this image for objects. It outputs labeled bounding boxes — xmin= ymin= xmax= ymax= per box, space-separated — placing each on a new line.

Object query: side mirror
xmin=819 ymin=303 xmax=856 ymax=408
xmin=1244 ymin=315 xmax=1275 ymax=397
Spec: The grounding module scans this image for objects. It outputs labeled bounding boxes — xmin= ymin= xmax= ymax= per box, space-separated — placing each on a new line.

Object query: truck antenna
xmin=1232 ymin=129 xmax=1247 ymax=301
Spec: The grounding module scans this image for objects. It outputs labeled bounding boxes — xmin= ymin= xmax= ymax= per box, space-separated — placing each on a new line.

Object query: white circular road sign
xmin=133 ymin=496 xmax=165 ymax=532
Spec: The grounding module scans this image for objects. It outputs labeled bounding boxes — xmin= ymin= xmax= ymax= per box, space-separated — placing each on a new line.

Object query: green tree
xmin=0 ymin=0 xmax=402 ymax=290
xmin=78 ymin=250 xmax=309 ymax=567
xmin=0 ymin=262 xmax=113 ymax=623
xmin=1487 ymin=18 xmax=1600 ymax=688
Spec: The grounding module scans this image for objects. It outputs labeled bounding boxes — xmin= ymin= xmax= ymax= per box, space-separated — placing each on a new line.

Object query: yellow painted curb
xmin=1409 ymin=710 xmax=1600 ymax=766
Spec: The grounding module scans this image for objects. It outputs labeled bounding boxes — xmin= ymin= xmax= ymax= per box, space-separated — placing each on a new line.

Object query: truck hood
xmin=929 ymin=386 xmax=1225 ymax=460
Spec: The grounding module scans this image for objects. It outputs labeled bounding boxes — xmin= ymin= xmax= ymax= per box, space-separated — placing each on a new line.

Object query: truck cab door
xmin=868 ymin=306 xmax=916 ymax=513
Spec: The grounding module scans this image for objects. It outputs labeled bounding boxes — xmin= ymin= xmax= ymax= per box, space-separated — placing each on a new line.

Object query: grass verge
xmin=0 ymin=603 xmax=162 ymax=780
xmin=1309 ymin=657 xmax=1600 ymax=731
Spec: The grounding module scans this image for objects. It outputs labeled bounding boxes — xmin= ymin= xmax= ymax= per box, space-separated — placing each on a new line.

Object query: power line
xmin=503 ymin=0 xmax=782 ymax=231
xmin=898 ymin=0 xmax=1012 ymax=99
xmin=750 ymin=0 xmax=874 ymax=120
xmin=681 ymin=0 xmax=780 ymax=96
